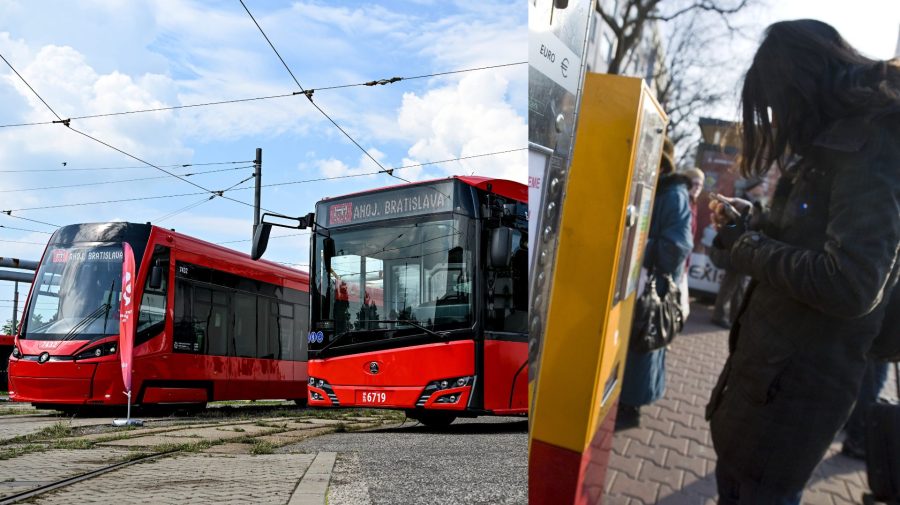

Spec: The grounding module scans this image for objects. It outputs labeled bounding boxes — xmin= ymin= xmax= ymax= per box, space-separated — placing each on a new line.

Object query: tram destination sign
xmin=320 ymin=181 xmax=455 ymax=227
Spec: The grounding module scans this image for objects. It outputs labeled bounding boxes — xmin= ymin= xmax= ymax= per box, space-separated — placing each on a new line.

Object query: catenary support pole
xmin=253 ymin=148 xmax=262 ymax=235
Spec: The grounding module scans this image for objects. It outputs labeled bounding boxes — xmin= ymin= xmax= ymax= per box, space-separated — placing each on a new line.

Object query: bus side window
xmin=295 ymin=301 xmax=309 ymax=361
xmin=485 ymin=228 xmax=528 ymax=334
xmin=136 ymin=246 xmax=169 ymax=346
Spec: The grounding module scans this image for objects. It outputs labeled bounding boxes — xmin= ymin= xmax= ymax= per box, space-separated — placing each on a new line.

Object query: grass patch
xmin=52 ymin=438 xmax=93 ymax=450
xmin=150 ymin=440 xmax=214 ymax=454
xmin=34 ymin=421 xmax=75 ymax=440
xmin=0 ymin=444 xmax=46 ymax=460
xmin=232 ymin=427 xmax=245 ymax=432
xmin=0 ymin=408 xmax=25 ymax=416
xmin=250 ymin=440 xmax=275 ymax=455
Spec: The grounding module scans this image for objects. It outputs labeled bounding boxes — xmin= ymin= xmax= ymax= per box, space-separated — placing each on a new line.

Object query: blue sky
xmin=0 ymin=0 xmax=527 ymax=322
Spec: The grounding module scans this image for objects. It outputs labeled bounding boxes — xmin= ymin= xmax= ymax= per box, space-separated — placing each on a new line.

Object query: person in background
xmin=616 ymin=138 xmax=693 ymax=429
xmin=706 ymin=20 xmax=900 ymax=504
xmin=680 ymin=167 xmax=705 ymax=321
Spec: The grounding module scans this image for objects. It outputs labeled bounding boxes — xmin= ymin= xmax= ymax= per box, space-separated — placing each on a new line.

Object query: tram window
xmin=207 ymin=301 xmax=228 ymax=356
xmin=136 ymin=246 xmax=169 ymax=346
xmin=257 ymin=298 xmax=280 ymax=359
xmin=173 ymin=280 xmax=200 ymax=353
xmin=279 ymin=303 xmax=294 ymax=361
xmin=485 ymin=229 xmax=528 ymax=333
xmin=233 ymin=293 xmax=256 ymax=358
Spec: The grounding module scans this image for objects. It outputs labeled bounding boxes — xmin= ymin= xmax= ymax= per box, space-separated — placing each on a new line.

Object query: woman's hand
xmin=708 ymin=193 xmax=752 ymax=230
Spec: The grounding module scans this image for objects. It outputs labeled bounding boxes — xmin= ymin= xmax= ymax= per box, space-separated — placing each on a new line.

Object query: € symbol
xmin=560 ymin=57 xmax=569 ymax=78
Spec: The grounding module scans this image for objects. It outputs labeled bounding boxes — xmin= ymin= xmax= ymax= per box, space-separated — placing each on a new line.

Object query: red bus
xmin=256 ymin=176 xmax=528 ymax=426
xmin=8 ymin=222 xmax=309 ymax=410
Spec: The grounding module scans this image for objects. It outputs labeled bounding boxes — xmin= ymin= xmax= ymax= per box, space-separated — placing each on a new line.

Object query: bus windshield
xmin=21 ymin=245 xmax=124 ymax=342
xmin=312 ymin=215 xmax=474 ymax=349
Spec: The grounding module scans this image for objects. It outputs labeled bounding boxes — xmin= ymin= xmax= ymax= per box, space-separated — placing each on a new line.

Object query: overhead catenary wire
xmin=1 ymin=148 xmax=526 ymax=213
xmin=0 ymin=53 xmax=63 ymax=123
xmin=153 ymin=174 xmax=255 ymax=223
xmin=0 ymin=53 xmax=270 ymax=216
xmin=2 ymin=212 xmax=60 ymax=229
xmin=238 ymin=0 xmax=408 ymax=184
xmin=219 ymin=231 xmax=309 ymax=244
xmin=0 ymin=224 xmax=52 ymax=234
xmin=0 ymin=160 xmax=253 ymax=174
xmin=0 ymin=62 xmax=524 ymax=130
xmin=0 ymin=165 xmax=253 ymax=194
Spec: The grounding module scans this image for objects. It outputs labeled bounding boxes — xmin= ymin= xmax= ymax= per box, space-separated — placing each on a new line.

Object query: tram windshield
xmin=21 ymin=245 xmax=124 ymax=341
xmin=311 ymin=215 xmax=475 ymax=351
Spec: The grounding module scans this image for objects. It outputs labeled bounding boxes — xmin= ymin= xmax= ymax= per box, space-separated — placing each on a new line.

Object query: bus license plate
xmin=357 ymin=391 xmax=388 ymax=404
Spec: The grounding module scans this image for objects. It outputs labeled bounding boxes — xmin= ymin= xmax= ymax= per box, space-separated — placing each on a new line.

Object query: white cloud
xmin=390 ymin=71 xmax=526 ymax=183
xmin=316 ymin=148 xmax=387 ymax=179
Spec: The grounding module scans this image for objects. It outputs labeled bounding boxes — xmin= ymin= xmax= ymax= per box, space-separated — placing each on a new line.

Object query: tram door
xmin=528 ymin=1 xmax=669 ymax=502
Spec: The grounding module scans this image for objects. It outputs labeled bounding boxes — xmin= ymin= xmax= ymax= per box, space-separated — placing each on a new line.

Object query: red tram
xmin=258 ymin=176 xmax=529 ymax=426
xmin=7 ymin=222 xmax=309 ymax=410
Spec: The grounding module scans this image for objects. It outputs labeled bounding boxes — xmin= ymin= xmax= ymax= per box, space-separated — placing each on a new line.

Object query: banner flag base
xmin=112 ymin=390 xmax=143 ymax=427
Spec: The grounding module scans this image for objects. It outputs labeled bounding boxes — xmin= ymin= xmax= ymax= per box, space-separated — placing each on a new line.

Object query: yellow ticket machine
xmin=528 ymin=72 xmax=668 ymax=504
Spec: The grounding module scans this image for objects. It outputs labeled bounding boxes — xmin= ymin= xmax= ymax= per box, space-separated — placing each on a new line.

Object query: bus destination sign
xmin=321 ymin=182 xmax=455 ymax=227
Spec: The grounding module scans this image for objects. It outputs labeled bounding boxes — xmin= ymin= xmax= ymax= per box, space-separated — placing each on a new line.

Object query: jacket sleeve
xmin=646 ymin=187 xmax=694 ymax=276
xmin=729 ymin=135 xmax=900 ymax=319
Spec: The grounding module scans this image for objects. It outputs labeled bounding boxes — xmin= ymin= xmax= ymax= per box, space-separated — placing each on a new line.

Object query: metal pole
xmin=253 ymin=148 xmax=262 ymax=235
xmin=11 ymin=282 xmax=18 ymax=336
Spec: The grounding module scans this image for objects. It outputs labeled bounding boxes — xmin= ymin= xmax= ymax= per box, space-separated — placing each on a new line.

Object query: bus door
xmin=482 ymin=223 xmax=529 ymax=414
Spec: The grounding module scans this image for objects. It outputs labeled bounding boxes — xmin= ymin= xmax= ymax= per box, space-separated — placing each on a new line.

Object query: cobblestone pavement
xmin=604 ymin=304 xmax=898 ymax=505
xmin=0 ymin=447 xmax=136 ymax=498
xmin=32 ymin=452 xmax=315 ymax=505
xmin=0 ymin=407 xmax=396 ymax=504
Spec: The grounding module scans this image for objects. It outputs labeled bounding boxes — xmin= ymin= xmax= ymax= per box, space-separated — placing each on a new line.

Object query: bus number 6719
xmin=361 ymin=392 xmax=386 ymax=403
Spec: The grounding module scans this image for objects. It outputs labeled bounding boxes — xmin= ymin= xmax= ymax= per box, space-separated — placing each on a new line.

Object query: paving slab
xmin=289 ymin=452 xmax=336 ymax=505
xmin=99 ymin=424 xmax=278 ymax=447
xmin=0 ymin=447 xmax=139 ymax=499
xmin=32 ymin=453 xmax=315 ymax=505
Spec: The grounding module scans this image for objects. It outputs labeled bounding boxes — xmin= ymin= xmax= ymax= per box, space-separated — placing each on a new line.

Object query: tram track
xmin=0 ymin=450 xmax=177 ymax=505
xmin=0 ymin=409 xmax=395 ymax=504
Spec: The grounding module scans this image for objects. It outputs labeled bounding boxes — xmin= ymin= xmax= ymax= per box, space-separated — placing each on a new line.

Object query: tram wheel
xmin=293 ymin=398 xmax=308 ymax=408
xmin=411 ymin=410 xmax=457 ymax=428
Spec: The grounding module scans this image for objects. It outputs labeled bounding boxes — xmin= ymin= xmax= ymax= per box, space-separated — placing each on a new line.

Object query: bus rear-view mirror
xmin=251 ymin=223 xmax=272 ymax=261
xmin=490 ymin=227 xmax=512 ymax=268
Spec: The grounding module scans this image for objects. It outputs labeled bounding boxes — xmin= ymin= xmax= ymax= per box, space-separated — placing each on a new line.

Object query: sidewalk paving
xmin=603 ymin=303 xmax=898 ymax=505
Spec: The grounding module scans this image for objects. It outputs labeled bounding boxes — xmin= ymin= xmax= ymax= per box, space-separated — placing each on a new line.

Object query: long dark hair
xmin=740 ymin=19 xmax=900 ymax=177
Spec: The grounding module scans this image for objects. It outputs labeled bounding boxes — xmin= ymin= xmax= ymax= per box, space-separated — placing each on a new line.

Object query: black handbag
xmin=629 ymin=269 xmax=684 ymax=353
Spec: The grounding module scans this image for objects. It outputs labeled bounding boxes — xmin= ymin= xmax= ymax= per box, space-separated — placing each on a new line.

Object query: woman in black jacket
xmin=706 ymin=19 xmax=900 ymax=504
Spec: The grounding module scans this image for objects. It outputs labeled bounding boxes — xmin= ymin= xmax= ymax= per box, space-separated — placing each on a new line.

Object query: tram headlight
xmin=75 ymin=342 xmax=118 ymax=360
xmin=11 ymin=346 xmax=21 ymax=359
